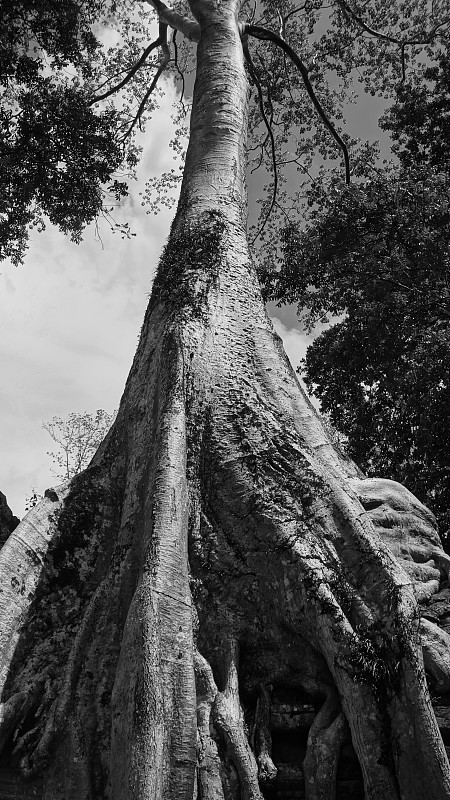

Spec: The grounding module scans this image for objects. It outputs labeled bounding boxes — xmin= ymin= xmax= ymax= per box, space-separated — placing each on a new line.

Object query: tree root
xmin=0 ymin=688 xmax=42 ymax=757
xmin=194 ymin=650 xmax=224 ymax=800
xmin=421 ymin=618 xmax=450 ymax=693
xmin=22 ymin=576 xmax=110 ymax=778
xmin=253 ymin=685 xmax=277 ymax=787
xmin=0 ymin=487 xmax=68 ymax=695
xmin=211 ymin=639 xmax=263 ymax=800
xmin=303 ymin=688 xmax=347 ymax=800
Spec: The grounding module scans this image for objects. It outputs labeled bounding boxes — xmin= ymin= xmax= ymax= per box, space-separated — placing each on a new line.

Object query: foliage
xmin=381 ymin=46 xmax=450 ymax=173
xmin=43 ymin=409 xmax=116 ymax=481
xmin=270 ymin=161 xmax=450 ymax=535
xmin=244 ymin=0 xmax=449 ymax=252
xmin=0 ymin=0 xmax=169 ymax=264
xmin=2 ymin=0 xmax=449 ymax=263
xmin=273 ymin=166 xmax=450 ymax=329
xmin=0 ymin=1 xmax=136 ymax=264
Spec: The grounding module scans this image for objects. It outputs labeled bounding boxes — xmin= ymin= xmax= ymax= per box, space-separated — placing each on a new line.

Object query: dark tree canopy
xmin=270 ymin=44 xmax=450 ymax=538
xmin=382 ymin=46 xmax=450 ymax=172
xmin=0 ymin=0 xmax=133 ymax=264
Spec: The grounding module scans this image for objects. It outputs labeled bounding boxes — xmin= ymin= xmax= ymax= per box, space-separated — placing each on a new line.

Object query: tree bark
xmin=0 ymin=0 xmax=450 ymax=798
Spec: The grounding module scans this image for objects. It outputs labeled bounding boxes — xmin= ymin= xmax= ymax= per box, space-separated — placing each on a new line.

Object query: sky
xmin=0 ymin=36 xmax=392 ymax=518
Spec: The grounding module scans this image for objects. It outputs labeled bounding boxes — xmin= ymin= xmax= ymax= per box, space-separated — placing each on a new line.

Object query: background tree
xmin=271 ymin=44 xmax=450 ymax=540
xmin=1 ymin=2 xmax=450 ymax=800
xmin=23 ymin=411 xmax=116 ymax=513
xmin=43 ymin=409 xmax=117 ymax=481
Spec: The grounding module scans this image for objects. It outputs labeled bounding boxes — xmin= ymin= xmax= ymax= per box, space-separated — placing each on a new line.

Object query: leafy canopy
xmin=2 ymin=0 xmax=449 ymax=263
xmin=270 ymin=42 xmax=450 ymax=537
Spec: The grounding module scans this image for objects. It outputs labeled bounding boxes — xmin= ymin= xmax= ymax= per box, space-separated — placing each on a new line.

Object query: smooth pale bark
xmin=194 ymin=651 xmax=224 ymax=800
xmin=0 ymin=0 xmax=449 ymax=798
xmin=0 ymin=487 xmax=69 ymax=694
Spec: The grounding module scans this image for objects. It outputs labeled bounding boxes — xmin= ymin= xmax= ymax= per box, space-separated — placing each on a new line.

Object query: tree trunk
xmin=1 ymin=0 xmax=450 ymax=798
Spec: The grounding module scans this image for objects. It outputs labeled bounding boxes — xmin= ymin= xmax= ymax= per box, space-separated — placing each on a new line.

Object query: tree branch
xmin=379 ymin=275 xmax=450 ymax=320
xmin=337 ymin=0 xmax=449 ymax=45
xmin=282 ymin=3 xmax=308 ymax=28
xmin=90 ymin=0 xmax=199 ymax=108
xmin=335 ymin=0 xmax=404 ymax=46
xmin=144 ymin=0 xmax=200 ymax=41
xmin=243 ymin=37 xmax=279 ymax=244
xmin=172 ymin=29 xmax=187 ymax=113
xmin=244 ymin=23 xmax=351 ymax=184
xmin=120 ymin=24 xmax=170 ymax=141
xmin=90 ymin=35 xmax=164 ymax=105
xmin=335 ymin=0 xmax=450 ymax=81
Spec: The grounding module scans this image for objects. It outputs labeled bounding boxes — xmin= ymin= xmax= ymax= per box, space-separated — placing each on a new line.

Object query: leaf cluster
xmin=274 ymin=168 xmax=450 ymax=330
xmin=246 ymin=0 xmax=449 ymax=261
xmin=0 ymin=0 xmax=134 ymax=264
xmin=382 ymin=47 xmax=450 ymax=171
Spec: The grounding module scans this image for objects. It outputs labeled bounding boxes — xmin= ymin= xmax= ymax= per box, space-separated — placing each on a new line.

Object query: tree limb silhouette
xmin=120 ymin=24 xmax=170 ymax=141
xmin=243 ymin=36 xmax=279 ymax=243
xmin=244 ymin=23 xmax=351 ymax=184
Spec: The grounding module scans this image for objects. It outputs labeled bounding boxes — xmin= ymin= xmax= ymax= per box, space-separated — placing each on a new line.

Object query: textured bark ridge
xmin=1 ymin=1 xmax=450 ymax=798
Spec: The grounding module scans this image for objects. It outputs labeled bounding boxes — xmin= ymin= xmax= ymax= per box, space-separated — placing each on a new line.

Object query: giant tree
xmin=2 ymin=1 xmax=450 ymax=799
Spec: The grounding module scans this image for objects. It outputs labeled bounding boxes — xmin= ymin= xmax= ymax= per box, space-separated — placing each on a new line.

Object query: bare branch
xmin=282 ymin=3 xmax=308 ymax=26
xmin=93 ymin=66 xmax=134 ymax=96
xmin=335 ymin=0 xmax=450 ymax=81
xmin=337 ymin=0 xmax=449 ymax=45
xmin=248 ymin=0 xmax=257 ymax=25
xmin=172 ymin=29 xmax=187 ymax=113
xmin=243 ymin=37 xmax=279 ymax=244
xmin=244 ymin=23 xmax=351 ymax=184
xmin=120 ymin=24 xmax=170 ymax=141
xmin=90 ymin=36 xmax=164 ymax=105
xmin=276 ymin=8 xmax=284 ymax=38
xmin=335 ymin=0 xmax=404 ymax=46
xmin=144 ymin=0 xmax=200 ymax=41
xmin=250 ymin=142 xmax=266 ymax=173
